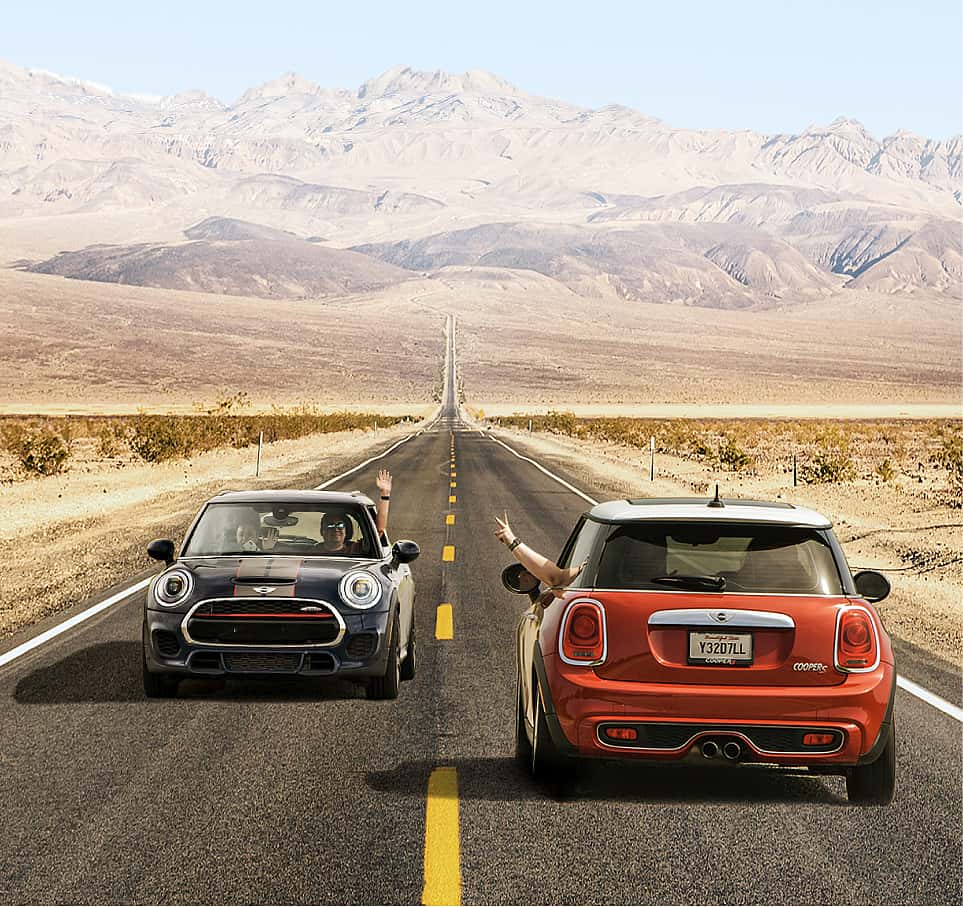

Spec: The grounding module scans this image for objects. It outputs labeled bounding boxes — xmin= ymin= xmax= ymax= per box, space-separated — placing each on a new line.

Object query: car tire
xmin=514 ymin=671 xmax=533 ymax=766
xmin=400 ymin=621 xmax=416 ymax=681
xmin=531 ymin=682 xmax=569 ymax=790
xmin=846 ymin=720 xmax=896 ymax=805
xmin=367 ymin=616 xmax=401 ymax=700
xmin=142 ymin=650 xmax=179 ymax=699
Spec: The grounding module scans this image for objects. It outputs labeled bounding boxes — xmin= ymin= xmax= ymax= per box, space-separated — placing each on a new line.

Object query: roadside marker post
xmin=649 ymin=435 xmax=655 ymax=481
xmin=256 ymin=431 xmax=263 ymax=477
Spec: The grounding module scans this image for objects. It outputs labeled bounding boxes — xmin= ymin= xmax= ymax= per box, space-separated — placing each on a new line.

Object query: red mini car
xmin=506 ymin=495 xmax=896 ymax=804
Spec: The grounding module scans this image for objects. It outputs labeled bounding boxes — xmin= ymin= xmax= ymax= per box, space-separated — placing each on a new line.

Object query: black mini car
xmin=142 ymin=490 xmax=419 ymax=699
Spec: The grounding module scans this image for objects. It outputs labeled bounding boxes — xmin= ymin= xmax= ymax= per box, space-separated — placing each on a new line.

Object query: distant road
xmin=0 ymin=317 xmax=960 ymax=905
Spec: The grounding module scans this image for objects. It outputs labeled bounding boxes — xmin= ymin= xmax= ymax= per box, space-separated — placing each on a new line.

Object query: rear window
xmin=594 ymin=522 xmax=843 ymax=594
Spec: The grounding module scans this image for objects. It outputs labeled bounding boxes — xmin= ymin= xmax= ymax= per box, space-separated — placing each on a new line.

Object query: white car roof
xmin=588 ymin=497 xmax=832 ymax=529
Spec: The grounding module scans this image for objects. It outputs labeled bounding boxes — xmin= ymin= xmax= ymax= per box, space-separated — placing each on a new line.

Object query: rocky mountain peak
xmin=238 ymin=72 xmax=328 ymax=103
xmin=358 ymin=64 xmax=522 ymax=99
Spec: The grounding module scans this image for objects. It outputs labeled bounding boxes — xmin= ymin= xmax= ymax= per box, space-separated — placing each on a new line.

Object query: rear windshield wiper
xmin=651 ymin=574 xmax=727 ymax=592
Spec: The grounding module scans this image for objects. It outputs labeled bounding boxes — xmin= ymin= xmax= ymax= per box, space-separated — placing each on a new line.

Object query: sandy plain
xmin=1 ymin=266 xmax=959 ymax=411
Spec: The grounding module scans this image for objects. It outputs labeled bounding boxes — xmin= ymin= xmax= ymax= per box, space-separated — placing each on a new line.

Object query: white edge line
xmin=0 ymin=577 xmax=153 ymax=670
xmin=897 ymin=675 xmax=963 ymax=722
xmin=485 ymin=433 xmax=599 ymax=506
xmin=0 ymin=434 xmax=422 ymax=673
xmin=485 ymin=431 xmax=962 ymax=723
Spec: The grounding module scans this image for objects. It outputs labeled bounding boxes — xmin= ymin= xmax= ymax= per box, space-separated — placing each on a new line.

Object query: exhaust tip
xmin=700 ymin=740 xmax=719 ymax=759
xmin=723 ymin=741 xmax=742 ymax=761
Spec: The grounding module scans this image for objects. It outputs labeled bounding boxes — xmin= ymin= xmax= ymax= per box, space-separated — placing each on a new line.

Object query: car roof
xmin=588 ymin=497 xmax=832 ymax=529
xmin=206 ymin=489 xmax=376 ymax=507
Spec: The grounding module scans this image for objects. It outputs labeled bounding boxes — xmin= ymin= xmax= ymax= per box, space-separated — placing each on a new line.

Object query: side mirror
xmin=501 ymin=563 xmax=541 ymax=595
xmin=392 ymin=540 xmax=420 ymax=565
xmin=853 ymin=570 xmax=890 ymax=603
xmin=147 ymin=538 xmax=176 ymax=566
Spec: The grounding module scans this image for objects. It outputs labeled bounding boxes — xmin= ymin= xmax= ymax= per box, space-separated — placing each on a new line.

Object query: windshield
xmin=594 ymin=522 xmax=843 ymax=594
xmin=182 ymin=502 xmax=377 ymax=558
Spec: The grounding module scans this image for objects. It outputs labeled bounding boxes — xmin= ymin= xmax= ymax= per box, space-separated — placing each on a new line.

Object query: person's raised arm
xmin=375 ymin=468 xmax=392 ymax=535
xmin=494 ymin=512 xmax=583 ymax=590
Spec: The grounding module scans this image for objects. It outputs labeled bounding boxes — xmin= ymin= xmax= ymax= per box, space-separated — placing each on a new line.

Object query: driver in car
xmin=317 ymin=510 xmax=366 ymax=555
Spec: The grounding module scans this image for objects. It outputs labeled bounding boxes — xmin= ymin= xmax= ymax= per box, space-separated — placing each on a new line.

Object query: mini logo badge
xmin=299 ymin=605 xmax=323 ymax=613
xmin=252 ymin=586 xmax=276 ymax=595
xmin=710 ymin=611 xmax=731 ymax=623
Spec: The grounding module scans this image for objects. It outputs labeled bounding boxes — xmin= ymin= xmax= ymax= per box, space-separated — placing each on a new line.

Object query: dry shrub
xmin=874 ymin=458 xmax=898 ymax=483
xmin=96 ymin=421 xmax=129 ymax=458
xmin=1 ymin=422 xmax=73 ymax=475
xmin=717 ymin=436 xmax=754 ymax=471
xmin=793 ymin=426 xmax=854 ymax=484
xmin=931 ymin=429 xmax=963 ymax=505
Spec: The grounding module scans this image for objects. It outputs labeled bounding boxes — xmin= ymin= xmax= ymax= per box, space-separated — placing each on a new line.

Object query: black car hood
xmin=180 ymin=556 xmax=385 ymax=605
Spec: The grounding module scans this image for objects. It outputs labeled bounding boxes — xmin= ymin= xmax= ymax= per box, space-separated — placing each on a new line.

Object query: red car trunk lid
xmin=591 ymin=591 xmax=846 ymax=686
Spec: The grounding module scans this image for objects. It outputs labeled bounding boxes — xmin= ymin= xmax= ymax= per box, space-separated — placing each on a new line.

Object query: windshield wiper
xmin=651 ymin=574 xmax=727 ymax=592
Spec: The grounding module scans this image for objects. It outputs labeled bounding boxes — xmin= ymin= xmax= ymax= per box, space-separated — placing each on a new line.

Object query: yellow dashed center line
xmin=422 ymin=767 xmax=461 ymax=905
xmin=450 ymin=472 xmax=457 ymax=478
xmin=449 ymin=495 xmax=456 ymax=504
xmin=446 ymin=514 xmax=455 ymax=525
xmin=435 ymin=603 xmax=454 ymax=640
xmin=442 ymin=545 xmax=455 ymax=562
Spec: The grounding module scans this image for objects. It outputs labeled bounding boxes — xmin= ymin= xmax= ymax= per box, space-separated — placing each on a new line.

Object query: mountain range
xmin=1 ymin=59 xmax=959 ymax=305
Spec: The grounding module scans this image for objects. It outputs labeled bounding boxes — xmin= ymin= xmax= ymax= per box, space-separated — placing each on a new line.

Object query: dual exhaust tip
xmin=701 ymin=739 xmax=742 ymax=761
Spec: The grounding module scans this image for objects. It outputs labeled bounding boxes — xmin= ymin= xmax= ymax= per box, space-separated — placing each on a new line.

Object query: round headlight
xmin=339 ymin=570 xmax=382 ymax=609
xmin=155 ymin=568 xmax=193 ymax=606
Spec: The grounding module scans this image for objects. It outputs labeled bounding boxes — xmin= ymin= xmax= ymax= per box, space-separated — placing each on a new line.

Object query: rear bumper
xmin=537 ymin=649 xmax=895 ymax=766
xmin=143 ymin=607 xmax=393 ymax=679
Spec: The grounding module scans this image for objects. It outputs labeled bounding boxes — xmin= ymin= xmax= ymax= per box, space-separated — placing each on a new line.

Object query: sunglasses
xmin=323 ymin=521 xmax=347 ymax=531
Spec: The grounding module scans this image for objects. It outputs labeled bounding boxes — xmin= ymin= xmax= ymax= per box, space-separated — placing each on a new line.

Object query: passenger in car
xmin=235 ymin=509 xmax=278 ymax=552
xmin=494 ymin=512 xmax=586 ymax=600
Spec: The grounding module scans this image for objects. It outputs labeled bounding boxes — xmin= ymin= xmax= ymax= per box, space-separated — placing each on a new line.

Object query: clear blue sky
xmin=4 ymin=0 xmax=961 ymax=139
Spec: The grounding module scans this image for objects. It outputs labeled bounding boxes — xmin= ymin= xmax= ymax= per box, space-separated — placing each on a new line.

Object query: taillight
xmin=802 ymin=733 xmax=836 ymax=746
xmin=835 ymin=606 xmax=879 ymax=672
xmin=560 ymin=600 xmax=606 ymax=664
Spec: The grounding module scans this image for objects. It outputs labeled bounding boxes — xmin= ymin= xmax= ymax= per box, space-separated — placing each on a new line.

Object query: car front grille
xmin=223 ymin=652 xmax=301 ymax=673
xmin=597 ymin=722 xmax=845 ymax=754
xmin=185 ymin=598 xmax=342 ymax=646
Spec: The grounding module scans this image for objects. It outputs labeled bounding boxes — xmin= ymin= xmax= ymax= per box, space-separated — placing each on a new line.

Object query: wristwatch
xmin=508 ymin=538 xmax=521 ymax=552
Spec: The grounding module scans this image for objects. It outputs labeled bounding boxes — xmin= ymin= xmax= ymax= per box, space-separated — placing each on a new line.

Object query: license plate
xmin=688 ymin=631 xmax=753 ymax=666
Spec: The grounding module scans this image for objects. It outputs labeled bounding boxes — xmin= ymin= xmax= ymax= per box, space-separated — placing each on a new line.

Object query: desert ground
xmin=0 ymin=265 xmax=959 ymax=412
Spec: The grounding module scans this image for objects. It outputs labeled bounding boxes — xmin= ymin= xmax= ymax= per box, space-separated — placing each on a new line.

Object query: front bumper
xmin=143 ymin=607 xmax=393 ymax=679
xmin=537 ymin=650 xmax=896 ymax=767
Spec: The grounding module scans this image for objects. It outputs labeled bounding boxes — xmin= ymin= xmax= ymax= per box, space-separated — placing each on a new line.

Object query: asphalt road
xmin=1 ymin=337 xmax=960 ymax=904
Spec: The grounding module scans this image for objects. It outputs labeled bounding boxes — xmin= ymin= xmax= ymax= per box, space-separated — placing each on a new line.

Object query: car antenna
xmin=708 ymin=484 xmax=725 ymax=508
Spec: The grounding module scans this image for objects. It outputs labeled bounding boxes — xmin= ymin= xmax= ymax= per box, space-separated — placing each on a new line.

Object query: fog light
xmin=605 ymin=727 xmax=638 ymax=741
xmin=802 ymin=732 xmax=835 ymax=746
